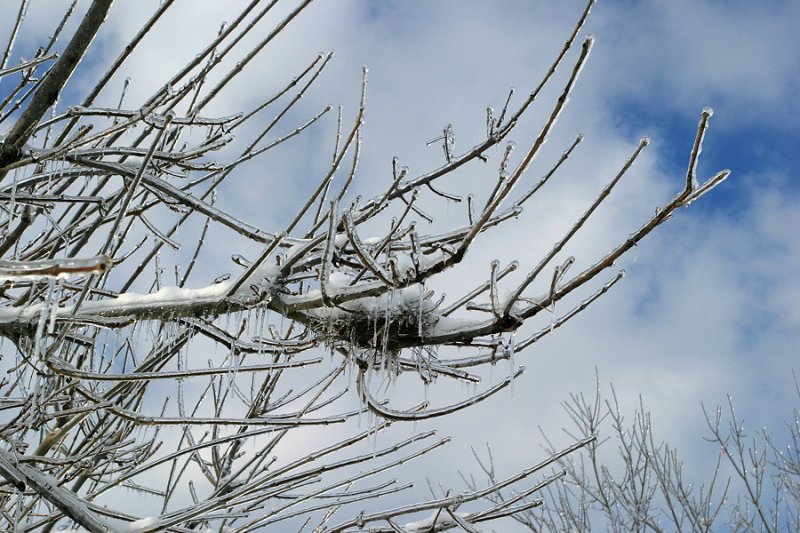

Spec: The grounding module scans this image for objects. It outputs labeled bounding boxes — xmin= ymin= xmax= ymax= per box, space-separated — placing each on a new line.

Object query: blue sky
xmin=1 ymin=0 xmax=798 ymax=529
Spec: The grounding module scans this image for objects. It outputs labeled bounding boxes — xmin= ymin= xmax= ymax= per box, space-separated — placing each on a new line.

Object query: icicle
xmin=33 ymin=278 xmax=57 ymax=359
xmin=9 ymin=168 xmax=19 ymax=222
xmin=177 ymin=377 xmax=186 ymax=418
xmin=154 ymin=251 xmax=162 ymax=290
xmin=372 ymin=307 xmax=379 ymax=354
xmin=507 ymin=331 xmax=516 ymax=396
xmin=370 ymin=408 xmax=380 ymax=457
xmin=14 ymin=484 xmax=23 ymax=531
xmin=256 ymin=308 xmax=265 ymax=356
xmin=418 ymin=284 xmax=425 ymax=340
xmin=380 ymin=292 xmax=394 ymax=377
xmin=356 ymin=367 xmax=364 ymax=428
xmin=46 ymin=278 xmax=63 ymax=335
xmin=230 ymin=342 xmax=240 ymax=374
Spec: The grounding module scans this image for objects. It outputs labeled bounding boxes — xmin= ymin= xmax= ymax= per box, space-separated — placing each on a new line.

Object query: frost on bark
xmin=0 ymin=1 xmax=729 ymax=531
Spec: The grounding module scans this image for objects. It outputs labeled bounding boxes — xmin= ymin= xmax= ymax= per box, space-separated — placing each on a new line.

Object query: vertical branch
xmin=685 ymin=107 xmax=714 ymax=192
xmin=319 ymin=199 xmax=338 ymax=306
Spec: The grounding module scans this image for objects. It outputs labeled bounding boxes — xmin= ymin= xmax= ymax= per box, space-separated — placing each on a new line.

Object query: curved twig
xmin=357 ymin=366 xmax=525 ymax=421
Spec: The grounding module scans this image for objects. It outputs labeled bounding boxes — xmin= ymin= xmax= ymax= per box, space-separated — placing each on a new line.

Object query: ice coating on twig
xmin=0 ymin=255 xmax=111 ymax=280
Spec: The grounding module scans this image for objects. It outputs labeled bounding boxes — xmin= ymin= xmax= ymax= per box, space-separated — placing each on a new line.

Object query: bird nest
xmin=306 ymin=285 xmax=439 ymax=353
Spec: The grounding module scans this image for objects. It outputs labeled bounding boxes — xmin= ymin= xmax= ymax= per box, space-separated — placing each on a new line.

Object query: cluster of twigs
xmin=0 ymin=0 xmax=729 ymax=531
xmin=469 ymin=374 xmax=800 ymax=532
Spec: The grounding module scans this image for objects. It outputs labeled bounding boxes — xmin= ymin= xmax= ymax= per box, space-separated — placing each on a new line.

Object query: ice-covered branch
xmin=357 ymin=364 xmax=525 ymax=421
xmin=0 ymin=255 xmax=111 ymax=281
xmin=0 ymin=450 xmax=114 ymax=533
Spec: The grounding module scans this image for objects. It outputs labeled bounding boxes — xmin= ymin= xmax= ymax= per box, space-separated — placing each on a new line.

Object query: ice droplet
xmin=214 ymin=273 xmax=231 ymax=284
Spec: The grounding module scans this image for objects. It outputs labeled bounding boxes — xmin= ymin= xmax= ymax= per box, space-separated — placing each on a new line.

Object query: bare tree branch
xmin=0 ymin=0 xmax=735 ymax=530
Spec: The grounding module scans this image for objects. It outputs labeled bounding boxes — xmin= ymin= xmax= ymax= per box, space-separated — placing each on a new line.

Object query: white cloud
xmin=589 ymin=0 xmax=800 ymax=124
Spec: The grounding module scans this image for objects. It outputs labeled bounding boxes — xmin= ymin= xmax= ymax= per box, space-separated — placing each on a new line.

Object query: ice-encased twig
xmin=328 ymin=435 xmax=595 ymax=531
xmin=0 ymin=255 xmax=111 ymax=280
xmin=0 ymin=53 xmax=58 ymax=79
xmin=358 ymin=366 xmax=525 ymax=421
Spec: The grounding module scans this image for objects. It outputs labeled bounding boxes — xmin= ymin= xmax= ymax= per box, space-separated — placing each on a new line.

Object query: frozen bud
xmin=231 ymin=254 xmax=251 ymax=267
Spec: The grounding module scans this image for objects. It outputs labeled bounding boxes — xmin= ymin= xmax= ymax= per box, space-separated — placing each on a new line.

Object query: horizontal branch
xmin=48 ymin=356 xmax=322 ymax=381
xmin=0 ymin=255 xmax=111 ymax=280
